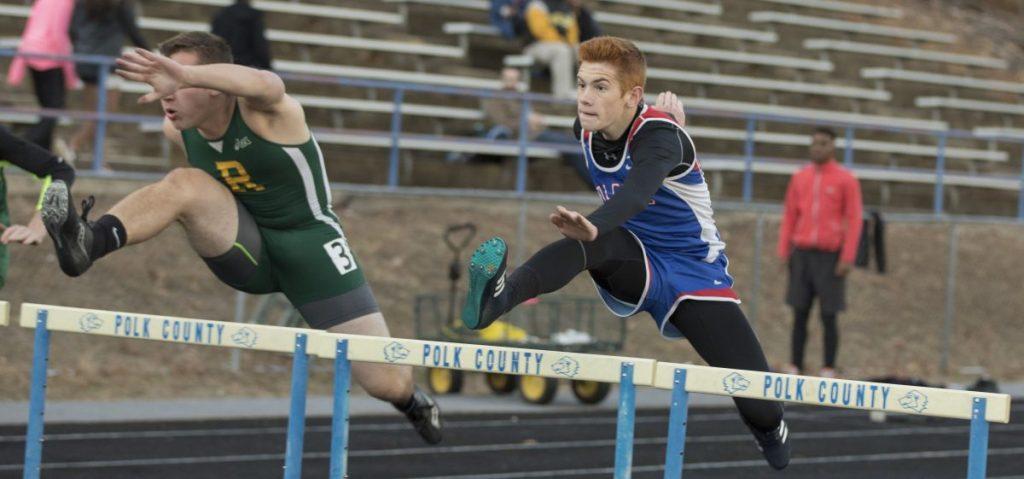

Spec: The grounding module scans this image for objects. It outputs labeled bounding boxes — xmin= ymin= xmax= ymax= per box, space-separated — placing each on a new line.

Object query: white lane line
xmin=410 ymin=447 xmax=1024 ymax=478
xmin=0 ymin=409 xmax=865 ymax=443
xmin=2 ymin=425 xmax=1022 ymax=470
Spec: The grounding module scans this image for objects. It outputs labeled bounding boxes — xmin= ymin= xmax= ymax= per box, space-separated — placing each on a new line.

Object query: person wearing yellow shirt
xmin=523 ymin=0 xmax=579 ymax=99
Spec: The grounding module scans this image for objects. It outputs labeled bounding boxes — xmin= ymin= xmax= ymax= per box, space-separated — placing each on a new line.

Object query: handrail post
xmin=387 ymin=89 xmax=405 ymax=188
xmin=91 ymin=61 xmax=110 ymax=171
xmin=516 ymin=96 xmax=530 ymax=194
xmin=934 ymin=132 xmax=948 ymax=217
xmin=743 ymin=118 xmax=755 ymax=203
xmin=843 ymin=126 xmax=854 ymax=167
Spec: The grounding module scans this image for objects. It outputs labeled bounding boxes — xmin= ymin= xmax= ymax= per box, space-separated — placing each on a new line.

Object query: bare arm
xmin=117 ymin=49 xmax=286 ymax=112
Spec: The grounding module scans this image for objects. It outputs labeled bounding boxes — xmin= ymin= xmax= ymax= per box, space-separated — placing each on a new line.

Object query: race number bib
xmin=324 ymin=237 xmax=359 ymax=275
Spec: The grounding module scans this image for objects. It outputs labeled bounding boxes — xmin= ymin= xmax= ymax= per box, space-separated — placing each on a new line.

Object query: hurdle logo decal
xmin=384 ymin=342 xmax=410 ymax=363
xmin=723 ymin=372 xmax=750 ymax=395
xmin=898 ymin=390 xmax=929 ymax=414
xmin=551 ymin=357 xmax=580 ymax=378
xmin=78 ymin=313 xmax=103 ymax=332
xmin=231 ymin=328 xmax=259 ymax=348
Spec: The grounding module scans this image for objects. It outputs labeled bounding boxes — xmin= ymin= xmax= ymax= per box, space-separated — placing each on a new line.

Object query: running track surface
xmin=1 ymin=402 xmax=1022 ymax=478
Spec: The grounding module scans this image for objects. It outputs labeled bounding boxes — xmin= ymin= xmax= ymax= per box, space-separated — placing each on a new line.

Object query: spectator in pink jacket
xmin=7 ymin=0 xmax=79 ymax=152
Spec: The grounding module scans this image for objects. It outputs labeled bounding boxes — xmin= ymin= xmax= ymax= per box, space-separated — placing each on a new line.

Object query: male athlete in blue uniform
xmin=461 ymin=36 xmax=790 ymax=469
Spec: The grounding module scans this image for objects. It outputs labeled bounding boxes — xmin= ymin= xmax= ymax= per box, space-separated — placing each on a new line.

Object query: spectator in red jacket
xmin=777 ymin=127 xmax=862 ymax=379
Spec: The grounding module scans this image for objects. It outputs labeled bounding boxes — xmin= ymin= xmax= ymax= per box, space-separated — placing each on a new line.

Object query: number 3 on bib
xmin=324 ymin=237 xmax=359 ymax=275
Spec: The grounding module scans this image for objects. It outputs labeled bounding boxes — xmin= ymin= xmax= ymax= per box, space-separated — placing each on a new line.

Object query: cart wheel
xmin=519 ymin=376 xmax=558 ymax=404
xmin=427 ymin=368 xmax=464 ymax=395
xmin=571 ymin=380 xmax=611 ymax=405
xmin=485 ymin=373 xmax=518 ymax=394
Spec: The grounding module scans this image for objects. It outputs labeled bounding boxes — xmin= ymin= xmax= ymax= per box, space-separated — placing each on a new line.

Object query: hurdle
xmin=310 ymin=332 xmax=657 ymax=479
xmin=15 ymin=302 xmax=1014 ymax=478
xmin=654 ymin=362 xmax=1011 ymax=479
xmin=0 ymin=301 xmax=8 ymax=326
xmin=17 ymin=303 xmax=318 ymax=479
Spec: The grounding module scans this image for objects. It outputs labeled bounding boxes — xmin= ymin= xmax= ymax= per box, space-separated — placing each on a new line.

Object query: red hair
xmin=578 ymin=36 xmax=646 ymax=92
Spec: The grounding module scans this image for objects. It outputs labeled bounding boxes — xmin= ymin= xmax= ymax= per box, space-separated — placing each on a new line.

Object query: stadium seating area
xmin=1 ymin=0 xmax=1022 ymax=214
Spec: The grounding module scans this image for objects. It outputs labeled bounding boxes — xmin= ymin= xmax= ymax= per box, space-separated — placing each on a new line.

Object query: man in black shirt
xmin=211 ymin=0 xmax=273 ymax=70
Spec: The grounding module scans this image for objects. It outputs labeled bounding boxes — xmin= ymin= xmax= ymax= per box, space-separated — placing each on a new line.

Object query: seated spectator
xmin=523 ymin=0 xmax=578 ymax=99
xmin=211 ymin=0 xmax=272 ymax=70
xmin=454 ymin=67 xmax=589 ymax=185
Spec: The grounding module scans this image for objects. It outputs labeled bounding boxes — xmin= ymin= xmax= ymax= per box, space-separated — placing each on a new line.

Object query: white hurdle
xmin=17 ymin=303 xmax=318 ymax=479
xmin=309 ymin=332 xmax=657 ymax=478
xmin=15 ymin=303 xmax=1013 ymax=479
xmin=0 ymin=301 xmax=9 ymax=326
xmin=654 ymin=363 xmax=1010 ymax=478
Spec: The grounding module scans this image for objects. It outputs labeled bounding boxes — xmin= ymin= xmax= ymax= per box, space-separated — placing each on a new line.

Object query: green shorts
xmin=203 ymin=201 xmax=379 ymax=329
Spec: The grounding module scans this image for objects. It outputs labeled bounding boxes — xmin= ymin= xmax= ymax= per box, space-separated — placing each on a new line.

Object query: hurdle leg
xmin=614 ymin=362 xmax=636 ymax=479
xmin=283 ymin=333 xmax=309 ymax=479
xmin=329 ymin=339 xmax=351 ymax=479
xmin=663 ymin=368 xmax=689 ymax=479
xmin=967 ymin=397 xmax=989 ymax=479
xmin=23 ymin=310 xmax=50 ymax=479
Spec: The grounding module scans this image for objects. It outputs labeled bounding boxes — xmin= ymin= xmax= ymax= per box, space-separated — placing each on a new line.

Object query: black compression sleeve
xmin=0 ymin=125 xmax=76 ymax=185
xmin=585 ymin=123 xmax=689 ymax=236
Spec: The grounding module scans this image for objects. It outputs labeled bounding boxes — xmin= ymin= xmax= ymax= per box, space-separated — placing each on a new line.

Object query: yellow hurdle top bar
xmin=312 ymin=332 xmax=657 ymax=385
xmin=655 ymin=362 xmax=1011 ymax=424
xmin=17 ymin=303 xmax=1012 ymax=423
xmin=0 ymin=301 xmax=8 ymax=326
xmin=19 ymin=303 xmax=308 ymax=354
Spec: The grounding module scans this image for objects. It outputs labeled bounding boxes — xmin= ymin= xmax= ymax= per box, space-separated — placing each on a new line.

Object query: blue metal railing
xmin=2 ymin=49 xmax=1024 ymax=218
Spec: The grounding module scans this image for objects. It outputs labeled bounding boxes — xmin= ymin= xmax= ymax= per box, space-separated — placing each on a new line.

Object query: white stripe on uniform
xmin=283 ymin=146 xmax=344 ymax=236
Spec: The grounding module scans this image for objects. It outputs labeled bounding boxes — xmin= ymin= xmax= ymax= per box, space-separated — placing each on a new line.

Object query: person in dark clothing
xmin=460 ymin=37 xmax=790 ymax=471
xmin=0 ymin=124 xmax=76 ymax=289
xmin=568 ymin=0 xmax=601 ymax=42
xmin=211 ymin=0 xmax=273 ymax=70
xmin=68 ymin=0 xmax=150 ymax=161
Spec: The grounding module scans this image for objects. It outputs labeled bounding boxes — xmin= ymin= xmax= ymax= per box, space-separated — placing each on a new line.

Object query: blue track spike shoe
xmin=461 ymin=237 xmax=508 ymax=330
xmin=746 ymin=418 xmax=791 ymax=470
xmin=397 ymin=386 xmax=442 ymax=444
xmin=41 ymin=180 xmax=95 ymax=277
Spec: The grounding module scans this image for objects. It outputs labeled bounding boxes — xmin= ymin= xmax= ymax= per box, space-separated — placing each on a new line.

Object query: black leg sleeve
xmin=821 ymin=312 xmax=838 ymax=369
xmin=0 ymin=124 xmax=75 ymax=185
xmin=483 ymin=227 xmax=642 ymax=323
xmin=790 ymin=307 xmax=811 ymax=372
xmin=669 ymin=301 xmax=784 ymax=432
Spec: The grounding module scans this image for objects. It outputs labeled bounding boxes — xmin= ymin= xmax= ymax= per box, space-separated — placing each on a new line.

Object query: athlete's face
xmin=160 ymin=51 xmax=224 ymax=130
xmin=577 ymin=62 xmax=642 ymax=135
xmin=810 ymin=132 xmax=835 ymax=164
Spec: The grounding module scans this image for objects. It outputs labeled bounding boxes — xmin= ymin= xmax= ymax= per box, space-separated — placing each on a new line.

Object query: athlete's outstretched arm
xmin=116 ymin=48 xmax=286 ymax=111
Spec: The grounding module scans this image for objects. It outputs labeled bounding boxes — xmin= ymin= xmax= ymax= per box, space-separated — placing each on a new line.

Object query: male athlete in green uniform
xmin=40 ymin=32 xmax=441 ymax=444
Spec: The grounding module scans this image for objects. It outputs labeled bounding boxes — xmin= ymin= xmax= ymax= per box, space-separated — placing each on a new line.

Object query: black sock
xmin=89 ymin=214 xmax=127 ymax=259
xmin=393 ymin=393 xmax=416 ymax=413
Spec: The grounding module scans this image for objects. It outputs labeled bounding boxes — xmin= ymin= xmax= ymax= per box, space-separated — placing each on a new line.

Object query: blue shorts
xmin=591 ymin=231 xmax=740 ymax=339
